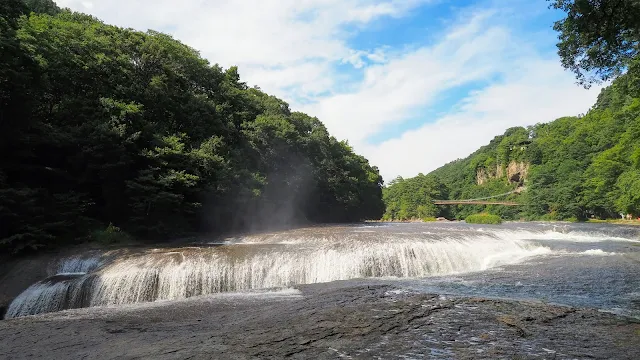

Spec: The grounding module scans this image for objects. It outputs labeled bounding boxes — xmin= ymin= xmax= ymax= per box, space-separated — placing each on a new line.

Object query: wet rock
xmin=0 ymin=281 xmax=638 ymax=359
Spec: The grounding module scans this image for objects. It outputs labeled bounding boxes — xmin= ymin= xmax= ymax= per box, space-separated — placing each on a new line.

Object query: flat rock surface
xmin=1 ymin=281 xmax=639 ymax=359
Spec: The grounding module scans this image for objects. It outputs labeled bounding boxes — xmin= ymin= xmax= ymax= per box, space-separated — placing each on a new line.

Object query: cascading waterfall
xmin=6 ymin=225 xmax=636 ymax=319
xmin=54 ymin=255 xmax=103 ymax=274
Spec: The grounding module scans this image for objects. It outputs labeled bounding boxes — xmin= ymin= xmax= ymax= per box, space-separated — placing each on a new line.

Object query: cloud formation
xmin=367 ymin=59 xmax=601 ymax=180
xmin=55 ymin=0 xmax=601 ymax=182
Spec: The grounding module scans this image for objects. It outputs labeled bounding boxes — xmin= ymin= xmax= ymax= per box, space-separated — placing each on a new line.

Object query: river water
xmin=5 ymin=222 xmax=640 ymax=319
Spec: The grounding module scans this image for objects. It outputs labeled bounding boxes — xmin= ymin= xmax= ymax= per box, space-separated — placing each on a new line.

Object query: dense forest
xmin=0 ymin=0 xmax=385 ymax=254
xmin=383 ymin=0 xmax=640 ymax=222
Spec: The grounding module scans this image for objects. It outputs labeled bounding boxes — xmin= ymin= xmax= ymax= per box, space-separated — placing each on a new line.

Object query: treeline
xmin=0 ymin=0 xmax=384 ymax=254
xmin=384 ymin=58 xmax=640 ymax=221
xmin=382 ymin=174 xmax=448 ymax=221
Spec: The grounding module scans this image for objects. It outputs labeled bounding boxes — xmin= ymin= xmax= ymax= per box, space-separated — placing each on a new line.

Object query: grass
xmin=465 ymin=213 xmax=503 ymax=224
xmin=586 ymin=219 xmax=640 ymax=226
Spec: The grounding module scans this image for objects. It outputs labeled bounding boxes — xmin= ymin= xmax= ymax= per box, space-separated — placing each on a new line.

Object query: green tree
xmin=615 ymin=170 xmax=640 ymax=216
xmin=550 ymin=0 xmax=640 ymax=86
xmin=23 ymin=0 xmax=60 ymax=15
xmin=382 ymin=174 xmax=446 ymax=221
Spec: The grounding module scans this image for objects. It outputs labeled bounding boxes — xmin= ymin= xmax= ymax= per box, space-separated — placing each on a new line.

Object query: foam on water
xmin=580 ymin=249 xmax=617 ymax=256
xmin=486 ymin=229 xmax=639 ymax=243
xmin=53 ymin=255 xmax=103 ymax=275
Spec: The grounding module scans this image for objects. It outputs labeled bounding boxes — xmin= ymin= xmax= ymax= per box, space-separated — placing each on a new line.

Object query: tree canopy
xmin=381 ymin=174 xmax=448 ymax=221
xmin=550 ymin=0 xmax=640 ymax=86
xmin=0 ymin=1 xmax=384 ymax=254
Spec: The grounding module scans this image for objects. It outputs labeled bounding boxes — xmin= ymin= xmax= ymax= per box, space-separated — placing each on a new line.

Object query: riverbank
xmin=1 ymin=281 xmax=638 ymax=359
xmin=375 ymin=218 xmax=640 ymax=226
xmin=587 ymin=219 xmax=640 ymax=226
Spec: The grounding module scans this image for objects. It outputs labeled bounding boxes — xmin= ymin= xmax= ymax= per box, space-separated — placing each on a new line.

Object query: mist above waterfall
xmin=236 ymin=160 xmax=315 ymax=232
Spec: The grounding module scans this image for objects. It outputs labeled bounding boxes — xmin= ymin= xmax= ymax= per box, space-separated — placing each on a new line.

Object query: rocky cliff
xmin=476 ymin=161 xmax=529 ymax=185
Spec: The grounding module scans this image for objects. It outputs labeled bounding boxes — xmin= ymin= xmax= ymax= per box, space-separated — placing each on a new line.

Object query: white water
xmin=5 ymin=225 xmax=635 ymax=319
xmin=487 ymin=229 xmax=638 ymax=243
xmin=580 ymin=249 xmax=617 ymax=256
xmin=55 ymin=255 xmax=102 ymax=274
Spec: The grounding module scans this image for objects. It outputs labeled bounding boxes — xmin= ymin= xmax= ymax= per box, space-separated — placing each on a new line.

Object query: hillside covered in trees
xmin=0 ymin=0 xmax=385 ymax=254
xmin=383 ymin=57 xmax=640 ymax=221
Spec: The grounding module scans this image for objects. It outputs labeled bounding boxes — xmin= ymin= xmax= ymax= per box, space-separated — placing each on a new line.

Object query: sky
xmin=55 ymin=0 xmax=602 ymax=182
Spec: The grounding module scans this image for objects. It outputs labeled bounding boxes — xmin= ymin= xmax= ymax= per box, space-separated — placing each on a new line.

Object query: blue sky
xmin=355 ymin=0 xmax=565 ymax=144
xmin=56 ymin=0 xmax=601 ymax=181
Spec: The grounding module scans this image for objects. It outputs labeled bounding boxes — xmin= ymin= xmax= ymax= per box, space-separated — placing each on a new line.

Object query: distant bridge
xmin=432 ymin=187 xmax=525 ymax=206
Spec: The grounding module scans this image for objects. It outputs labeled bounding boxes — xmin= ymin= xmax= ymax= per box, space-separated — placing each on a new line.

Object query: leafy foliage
xmin=0 ymin=4 xmax=384 ymax=254
xmin=550 ymin=0 xmax=640 ymax=86
xmin=465 ymin=214 xmax=502 ymax=225
xmin=381 ymin=174 xmax=448 ymax=221
xmin=424 ymin=127 xmax=530 ymax=220
xmin=90 ymin=223 xmax=135 ymax=245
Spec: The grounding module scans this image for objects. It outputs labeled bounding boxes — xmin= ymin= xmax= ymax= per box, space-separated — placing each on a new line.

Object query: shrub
xmin=91 ymin=223 xmax=135 ymax=245
xmin=422 ymin=217 xmax=437 ymax=222
xmin=465 ymin=213 xmax=502 ymax=224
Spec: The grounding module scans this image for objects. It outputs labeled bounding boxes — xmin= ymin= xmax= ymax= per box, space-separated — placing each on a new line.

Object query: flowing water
xmin=5 ymin=222 xmax=640 ymax=319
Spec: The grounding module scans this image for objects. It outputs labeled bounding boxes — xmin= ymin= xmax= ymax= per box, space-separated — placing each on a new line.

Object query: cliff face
xmin=476 ymin=167 xmax=490 ymax=185
xmin=476 ymin=161 xmax=529 ymax=185
xmin=506 ymin=161 xmax=529 ymax=184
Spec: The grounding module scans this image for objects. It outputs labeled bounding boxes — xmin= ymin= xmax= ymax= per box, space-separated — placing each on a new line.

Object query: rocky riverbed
xmin=1 ymin=281 xmax=638 ymax=359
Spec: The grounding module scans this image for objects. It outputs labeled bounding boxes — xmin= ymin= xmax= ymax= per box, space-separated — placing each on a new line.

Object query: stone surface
xmin=1 ymin=281 xmax=638 ymax=359
xmin=476 ymin=161 xmax=529 ymax=185
xmin=0 ymin=256 xmax=52 ymax=318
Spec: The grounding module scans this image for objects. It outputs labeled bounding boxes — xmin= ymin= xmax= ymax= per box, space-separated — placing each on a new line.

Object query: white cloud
xmin=297 ymin=6 xmax=600 ymax=182
xmin=366 ymin=58 xmax=601 ymax=181
xmin=298 ymin=10 xmax=514 ymax=146
xmin=342 ymin=48 xmax=389 ymax=69
xmin=242 ymin=62 xmax=335 ymax=98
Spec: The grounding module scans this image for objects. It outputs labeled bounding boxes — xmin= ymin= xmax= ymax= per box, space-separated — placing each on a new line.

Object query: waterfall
xmin=54 ymin=255 xmax=102 ymax=274
xmin=7 ymin=225 xmax=634 ymax=319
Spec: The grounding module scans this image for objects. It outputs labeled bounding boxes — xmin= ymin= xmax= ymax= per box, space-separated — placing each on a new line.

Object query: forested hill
xmin=383 ymin=57 xmax=640 ymax=222
xmin=0 ymin=0 xmax=385 ymax=254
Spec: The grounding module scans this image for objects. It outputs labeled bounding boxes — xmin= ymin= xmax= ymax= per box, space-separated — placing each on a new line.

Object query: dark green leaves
xmin=550 ymin=0 xmax=640 ymax=87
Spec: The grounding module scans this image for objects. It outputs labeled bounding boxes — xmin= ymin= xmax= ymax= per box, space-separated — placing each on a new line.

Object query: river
xmin=5 ymin=222 xmax=640 ymax=319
